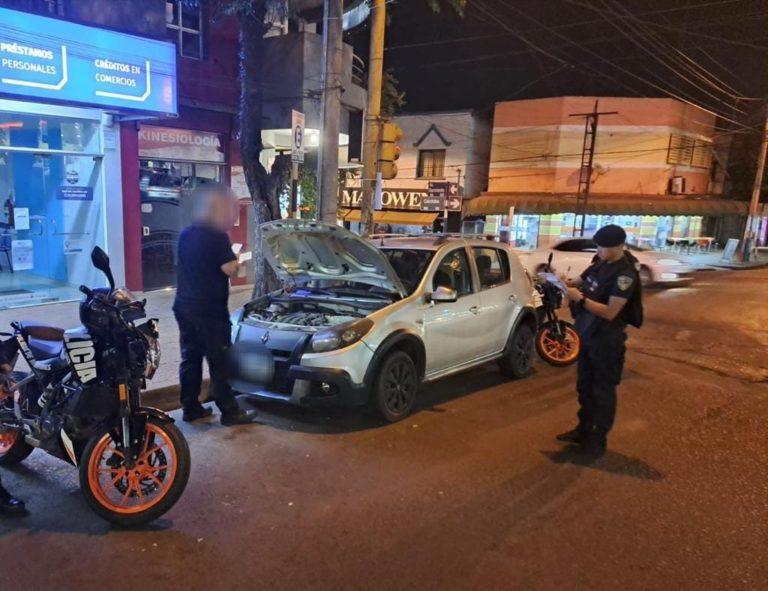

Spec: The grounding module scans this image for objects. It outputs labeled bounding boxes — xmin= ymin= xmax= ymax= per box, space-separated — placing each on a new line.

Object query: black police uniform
xmin=573 ymin=253 xmax=639 ymax=440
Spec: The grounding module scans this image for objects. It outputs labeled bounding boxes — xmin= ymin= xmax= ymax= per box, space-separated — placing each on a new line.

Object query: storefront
xmin=137 ymin=125 xmax=227 ymax=290
xmin=0 ymin=7 xmax=176 ymax=308
xmin=468 ymin=193 xmax=748 ymax=249
xmin=338 ymin=187 xmax=441 ymax=234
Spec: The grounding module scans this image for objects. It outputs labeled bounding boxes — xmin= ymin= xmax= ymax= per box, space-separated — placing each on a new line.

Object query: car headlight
xmin=310 ymin=318 xmax=374 ymax=353
xmin=658 ymin=258 xmax=683 ymax=266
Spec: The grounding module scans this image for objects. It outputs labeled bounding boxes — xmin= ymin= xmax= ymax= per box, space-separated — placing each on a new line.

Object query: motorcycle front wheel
xmin=536 ymin=321 xmax=580 ymax=367
xmin=79 ymin=417 xmax=190 ymax=527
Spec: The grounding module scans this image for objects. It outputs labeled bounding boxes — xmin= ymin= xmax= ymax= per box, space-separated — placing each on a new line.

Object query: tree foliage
xmin=214 ymin=0 xmax=466 ymax=296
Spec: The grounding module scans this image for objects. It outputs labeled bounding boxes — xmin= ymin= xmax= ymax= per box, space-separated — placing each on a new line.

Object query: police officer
xmin=558 ymin=225 xmax=641 ymax=456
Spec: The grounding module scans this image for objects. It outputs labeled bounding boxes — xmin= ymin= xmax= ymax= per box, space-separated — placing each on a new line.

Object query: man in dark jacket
xmin=174 ymin=183 xmax=257 ymax=426
xmin=558 ymin=224 xmax=641 ymax=456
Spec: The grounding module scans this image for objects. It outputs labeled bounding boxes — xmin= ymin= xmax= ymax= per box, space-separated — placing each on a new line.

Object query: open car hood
xmin=261 ymin=220 xmax=407 ymax=298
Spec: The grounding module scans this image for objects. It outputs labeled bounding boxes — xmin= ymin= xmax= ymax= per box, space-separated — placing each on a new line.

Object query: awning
xmin=338 ymin=209 xmax=438 ymax=226
xmin=466 ymin=193 xmax=750 ymax=217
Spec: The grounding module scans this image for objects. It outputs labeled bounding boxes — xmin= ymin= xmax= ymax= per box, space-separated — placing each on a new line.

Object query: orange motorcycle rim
xmin=538 ymin=324 xmax=580 ymax=364
xmin=0 ymin=429 xmax=20 ymax=454
xmin=87 ymin=422 xmax=178 ymax=515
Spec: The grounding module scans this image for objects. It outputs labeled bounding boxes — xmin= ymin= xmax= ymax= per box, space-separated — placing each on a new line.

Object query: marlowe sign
xmin=0 ymin=7 xmax=177 ymax=115
xmin=341 ymin=188 xmax=428 ymax=211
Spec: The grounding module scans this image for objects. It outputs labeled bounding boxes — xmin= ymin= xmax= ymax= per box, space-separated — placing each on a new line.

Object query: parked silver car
xmin=229 ymin=221 xmax=537 ymax=422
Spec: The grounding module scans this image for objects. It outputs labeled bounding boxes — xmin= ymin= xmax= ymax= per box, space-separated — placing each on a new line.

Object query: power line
xmin=385 ymin=0 xmax=749 ymax=52
xmin=480 ymin=0 xmax=753 ymax=130
xmin=592 ymin=0 xmax=756 ymax=103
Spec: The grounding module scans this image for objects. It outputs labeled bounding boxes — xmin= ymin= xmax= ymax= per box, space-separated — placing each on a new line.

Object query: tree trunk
xmin=238 ymin=9 xmax=283 ymax=298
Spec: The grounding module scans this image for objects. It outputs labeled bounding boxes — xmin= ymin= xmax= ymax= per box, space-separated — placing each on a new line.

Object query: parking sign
xmin=292 ymin=110 xmax=305 ymax=163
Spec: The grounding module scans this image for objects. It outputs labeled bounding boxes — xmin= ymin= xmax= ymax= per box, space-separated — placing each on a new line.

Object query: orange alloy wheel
xmin=537 ymin=324 xmax=580 ymax=366
xmin=86 ymin=423 xmax=178 ymax=514
xmin=0 ymin=430 xmax=19 ymax=454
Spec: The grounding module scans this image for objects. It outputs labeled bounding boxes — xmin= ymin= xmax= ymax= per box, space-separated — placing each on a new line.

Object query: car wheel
xmin=499 ymin=324 xmax=535 ymax=378
xmin=372 ymin=351 xmax=418 ymax=423
xmin=639 ymin=265 xmax=653 ymax=287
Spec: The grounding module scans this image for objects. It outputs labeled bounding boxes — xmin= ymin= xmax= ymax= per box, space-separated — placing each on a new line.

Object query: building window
xmin=417 ymin=149 xmax=446 ymax=179
xmin=166 ymin=0 xmax=204 ymax=59
xmin=667 ymin=134 xmax=712 ymax=169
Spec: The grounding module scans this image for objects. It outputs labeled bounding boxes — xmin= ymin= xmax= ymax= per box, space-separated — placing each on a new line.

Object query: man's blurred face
xmin=209 ymin=191 xmax=238 ymax=231
xmin=597 ymin=244 xmax=625 ymax=262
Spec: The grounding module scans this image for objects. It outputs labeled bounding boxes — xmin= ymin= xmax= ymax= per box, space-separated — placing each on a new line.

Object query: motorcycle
xmin=0 ymin=247 xmax=190 ymax=526
xmin=534 ymin=254 xmax=580 ymax=367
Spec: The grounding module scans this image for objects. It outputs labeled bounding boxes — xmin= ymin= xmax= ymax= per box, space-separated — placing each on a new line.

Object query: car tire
xmin=499 ymin=324 xmax=535 ymax=379
xmin=639 ymin=265 xmax=653 ymax=287
xmin=371 ymin=351 xmax=418 ymax=423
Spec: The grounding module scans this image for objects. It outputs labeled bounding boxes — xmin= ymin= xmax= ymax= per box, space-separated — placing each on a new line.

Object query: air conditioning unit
xmin=669 ymin=176 xmax=686 ymax=195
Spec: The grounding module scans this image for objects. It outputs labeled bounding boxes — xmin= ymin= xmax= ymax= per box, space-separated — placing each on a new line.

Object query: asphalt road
xmin=1 ymin=268 xmax=767 ymax=591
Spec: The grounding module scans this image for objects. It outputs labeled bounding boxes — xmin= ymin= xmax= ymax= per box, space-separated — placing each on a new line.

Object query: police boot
xmin=582 ymin=429 xmax=607 ymax=457
xmin=0 ymin=484 xmax=26 ymax=514
xmin=556 ymin=423 xmax=592 ymax=444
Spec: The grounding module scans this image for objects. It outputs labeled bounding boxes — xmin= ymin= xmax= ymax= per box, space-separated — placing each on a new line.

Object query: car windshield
xmin=381 ymin=248 xmax=435 ymax=295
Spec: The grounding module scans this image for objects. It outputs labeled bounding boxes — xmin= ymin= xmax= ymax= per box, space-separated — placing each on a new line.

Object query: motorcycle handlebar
xmin=79 ymin=285 xmax=94 ymax=297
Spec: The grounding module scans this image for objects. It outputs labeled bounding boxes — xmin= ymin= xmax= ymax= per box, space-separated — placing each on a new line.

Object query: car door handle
xmin=469 ymin=305 xmax=479 ymax=314
xmin=509 ymin=294 xmax=517 ymax=301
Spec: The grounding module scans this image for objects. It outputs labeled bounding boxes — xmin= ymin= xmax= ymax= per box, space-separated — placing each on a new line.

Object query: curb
xmin=142 ymin=379 xmax=210 ymax=412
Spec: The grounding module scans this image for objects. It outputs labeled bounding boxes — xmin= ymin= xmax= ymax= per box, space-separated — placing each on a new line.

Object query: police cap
xmin=593 ymin=224 xmax=627 ymax=247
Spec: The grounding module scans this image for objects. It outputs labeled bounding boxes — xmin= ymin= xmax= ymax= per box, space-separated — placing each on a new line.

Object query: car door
xmin=422 ymin=247 xmax=485 ymax=375
xmin=551 ymin=238 xmax=596 ymax=280
xmin=472 ymin=246 xmax=519 ymax=356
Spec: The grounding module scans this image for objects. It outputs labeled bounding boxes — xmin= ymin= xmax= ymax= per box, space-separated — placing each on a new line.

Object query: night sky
xmin=364 ymin=0 xmax=768 ymax=129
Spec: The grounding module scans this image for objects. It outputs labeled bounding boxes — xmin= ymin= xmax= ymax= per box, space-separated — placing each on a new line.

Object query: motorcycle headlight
xmin=144 ymin=334 xmax=161 ymax=379
xmin=310 ymin=318 xmax=373 ymax=353
xmin=137 ymin=320 xmax=161 ymax=380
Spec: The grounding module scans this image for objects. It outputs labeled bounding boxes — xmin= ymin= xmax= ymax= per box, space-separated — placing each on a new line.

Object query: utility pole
xmin=360 ymin=0 xmax=385 ymax=237
xmin=742 ymin=106 xmax=768 ymax=262
xmin=317 ymin=0 xmax=344 ymax=223
xmin=569 ymin=101 xmax=617 ymax=237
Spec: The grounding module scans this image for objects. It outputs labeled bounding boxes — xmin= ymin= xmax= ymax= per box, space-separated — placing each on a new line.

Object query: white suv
xmin=230 ymin=220 xmax=537 ymax=422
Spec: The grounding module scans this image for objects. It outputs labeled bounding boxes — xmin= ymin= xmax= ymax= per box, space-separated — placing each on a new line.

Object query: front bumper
xmin=231 ymin=365 xmax=368 ymax=407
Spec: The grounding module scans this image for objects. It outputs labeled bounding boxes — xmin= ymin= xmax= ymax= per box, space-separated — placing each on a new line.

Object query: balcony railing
xmin=352 ymin=54 xmax=366 ymax=88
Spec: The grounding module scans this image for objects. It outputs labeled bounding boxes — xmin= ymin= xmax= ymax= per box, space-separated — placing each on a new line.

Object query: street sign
xmin=291 ymin=110 xmax=305 ymax=163
xmin=445 ymin=182 xmax=462 ymax=211
xmin=422 ymin=181 xmax=447 ymax=211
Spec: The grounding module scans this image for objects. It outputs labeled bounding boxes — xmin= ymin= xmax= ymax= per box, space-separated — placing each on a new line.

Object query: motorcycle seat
xmin=28 ymin=337 xmax=64 ymax=361
xmin=18 ymin=321 xmax=65 ymax=342
xmin=18 ymin=322 xmax=65 ymax=361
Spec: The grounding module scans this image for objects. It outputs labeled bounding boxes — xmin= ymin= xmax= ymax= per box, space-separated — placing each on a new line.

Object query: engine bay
xmin=245 ymin=298 xmax=375 ymax=329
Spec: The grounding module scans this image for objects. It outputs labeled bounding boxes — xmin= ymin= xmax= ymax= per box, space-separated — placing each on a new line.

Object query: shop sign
xmin=57 ymin=186 xmax=93 ymax=201
xmin=138 ymin=126 xmax=225 ymax=163
xmin=0 ymin=7 xmax=177 ymax=115
xmin=341 ymin=188 xmax=427 ymax=211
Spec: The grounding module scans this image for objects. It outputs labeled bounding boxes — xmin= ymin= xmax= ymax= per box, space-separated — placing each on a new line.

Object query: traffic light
xmin=378 ymin=122 xmax=402 ymax=180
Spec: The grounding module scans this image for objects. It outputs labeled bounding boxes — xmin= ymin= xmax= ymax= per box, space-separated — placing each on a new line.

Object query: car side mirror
xmin=430 ymin=286 xmax=458 ymax=303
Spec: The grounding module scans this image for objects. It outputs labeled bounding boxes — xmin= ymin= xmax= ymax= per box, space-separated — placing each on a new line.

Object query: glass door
xmin=139 ymin=159 xmax=222 ymax=290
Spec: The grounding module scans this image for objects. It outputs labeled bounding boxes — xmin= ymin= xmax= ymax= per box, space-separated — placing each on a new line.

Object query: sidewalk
xmin=680 ymin=250 xmax=768 ymax=270
xmin=0 ymin=285 xmax=254 ymax=408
